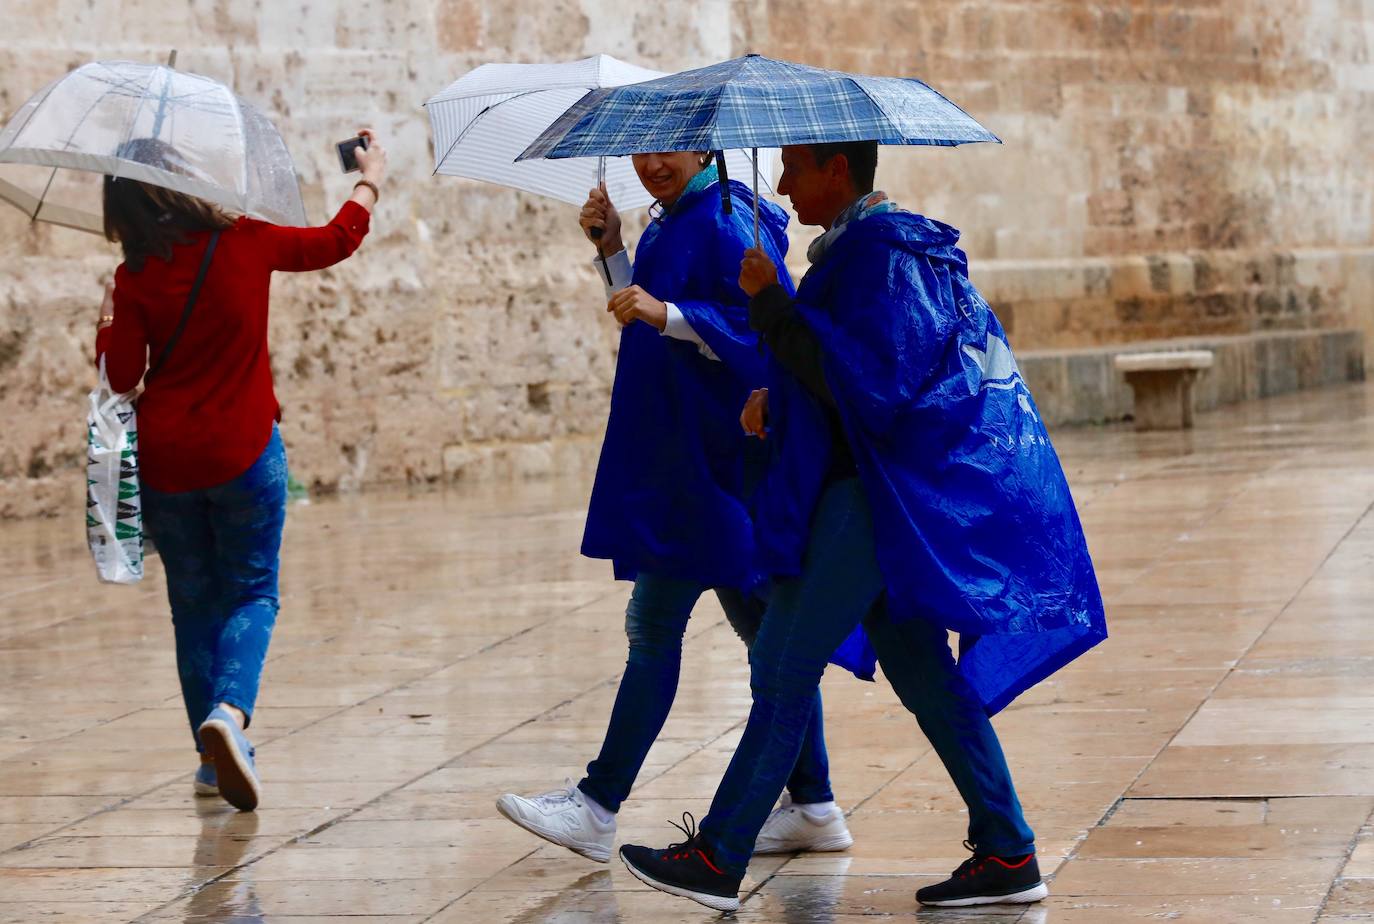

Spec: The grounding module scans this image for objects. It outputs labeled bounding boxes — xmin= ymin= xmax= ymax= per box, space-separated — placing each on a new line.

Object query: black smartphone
xmin=336 ymin=135 xmax=368 ymax=173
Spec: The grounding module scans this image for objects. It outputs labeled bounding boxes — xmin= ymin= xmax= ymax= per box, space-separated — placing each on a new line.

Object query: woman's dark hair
xmin=807 ymin=141 xmax=880 ymax=194
xmin=102 ymin=139 xmax=236 ymax=272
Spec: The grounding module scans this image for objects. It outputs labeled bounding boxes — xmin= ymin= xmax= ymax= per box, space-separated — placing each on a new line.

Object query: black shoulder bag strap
xmin=144 ymin=230 xmax=221 ymax=384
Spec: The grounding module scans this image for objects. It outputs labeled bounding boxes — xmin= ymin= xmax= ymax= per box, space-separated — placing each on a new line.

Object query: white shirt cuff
xmin=593 ymin=249 xmax=720 ymax=362
xmin=662 ymin=303 xmax=720 ymax=362
xmin=595 ymin=248 xmax=633 ymax=295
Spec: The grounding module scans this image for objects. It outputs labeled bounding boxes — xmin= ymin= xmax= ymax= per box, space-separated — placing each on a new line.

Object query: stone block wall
xmin=1 ymin=0 xmax=1372 ymax=516
xmin=975 ymin=249 xmax=1374 ymax=350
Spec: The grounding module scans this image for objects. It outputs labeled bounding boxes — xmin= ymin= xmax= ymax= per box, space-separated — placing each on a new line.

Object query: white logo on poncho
xmin=962 ymin=334 xmax=1037 ymax=419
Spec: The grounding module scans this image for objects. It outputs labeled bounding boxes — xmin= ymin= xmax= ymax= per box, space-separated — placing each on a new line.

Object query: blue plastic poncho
xmin=765 ymin=210 xmax=1107 ymax=713
xmin=581 ymin=178 xmax=789 ymax=588
xmin=580 ymin=176 xmax=879 ymax=682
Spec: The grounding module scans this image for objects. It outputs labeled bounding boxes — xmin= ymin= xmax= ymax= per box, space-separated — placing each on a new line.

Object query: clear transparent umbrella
xmin=0 ymin=58 xmax=307 ymax=234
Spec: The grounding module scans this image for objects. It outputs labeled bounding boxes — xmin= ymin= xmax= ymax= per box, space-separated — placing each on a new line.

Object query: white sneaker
xmin=495 ymin=780 xmax=616 ymax=863
xmin=753 ymin=793 xmax=854 ymax=854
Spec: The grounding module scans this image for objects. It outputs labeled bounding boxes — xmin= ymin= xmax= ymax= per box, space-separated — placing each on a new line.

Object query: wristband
xmin=353 ymin=179 xmax=380 ymax=202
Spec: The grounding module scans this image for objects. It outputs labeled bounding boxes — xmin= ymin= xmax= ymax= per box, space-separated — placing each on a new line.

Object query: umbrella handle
xmin=589 ymin=203 xmax=610 ymax=284
xmin=714 ymin=151 xmax=731 ymax=216
xmin=590 ymin=155 xmax=608 ymax=275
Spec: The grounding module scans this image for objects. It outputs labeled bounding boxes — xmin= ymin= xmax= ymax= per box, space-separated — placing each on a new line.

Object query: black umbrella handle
xmin=596 ymin=248 xmax=613 ymax=286
xmin=588 ymin=227 xmax=613 ymax=286
xmin=714 ymin=150 xmax=731 ymax=216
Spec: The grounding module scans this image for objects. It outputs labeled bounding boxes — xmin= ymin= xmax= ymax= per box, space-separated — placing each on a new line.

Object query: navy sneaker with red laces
xmin=916 ymin=841 xmax=1048 ymax=907
xmin=619 ymin=813 xmax=742 ymax=912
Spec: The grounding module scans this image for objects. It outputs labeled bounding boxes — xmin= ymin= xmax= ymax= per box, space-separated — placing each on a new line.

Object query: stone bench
xmin=1114 ymin=350 xmax=1215 ymax=430
xmin=1016 ymin=330 xmax=1363 ymax=428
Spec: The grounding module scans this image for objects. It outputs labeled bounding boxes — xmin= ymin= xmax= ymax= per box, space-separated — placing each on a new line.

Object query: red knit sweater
xmin=95 ymin=201 xmax=370 ymax=493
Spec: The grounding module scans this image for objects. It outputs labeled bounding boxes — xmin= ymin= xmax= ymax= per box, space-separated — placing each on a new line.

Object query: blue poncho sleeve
xmin=673 ymin=185 xmax=792 ymax=384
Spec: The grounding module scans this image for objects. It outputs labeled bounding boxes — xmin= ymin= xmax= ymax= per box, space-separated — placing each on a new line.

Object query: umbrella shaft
xmin=751 ymin=147 xmax=759 ymax=248
xmin=31 ymin=167 xmax=59 ymax=223
xmin=714 ymin=151 xmax=731 ymax=217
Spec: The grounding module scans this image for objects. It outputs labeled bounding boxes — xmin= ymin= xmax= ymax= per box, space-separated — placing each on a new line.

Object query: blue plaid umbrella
xmin=519 ymin=54 xmax=999 ymax=160
xmin=518 ymin=54 xmax=998 ymax=240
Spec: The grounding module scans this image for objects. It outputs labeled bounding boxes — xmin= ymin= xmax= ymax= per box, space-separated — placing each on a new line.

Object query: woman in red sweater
xmin=94 ymin=131 xmax=386 ymax=811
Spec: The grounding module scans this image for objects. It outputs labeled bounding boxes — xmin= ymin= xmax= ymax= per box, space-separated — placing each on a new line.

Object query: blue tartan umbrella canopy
xmin=518 ymin=53 xmax=999 ymax=162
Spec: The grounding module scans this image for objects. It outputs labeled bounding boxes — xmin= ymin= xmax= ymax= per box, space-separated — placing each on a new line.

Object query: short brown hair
xmin=807 ymin=141 xmax=879 ymax=194
xmin=102 ymin=139 xmax=236 ymax=272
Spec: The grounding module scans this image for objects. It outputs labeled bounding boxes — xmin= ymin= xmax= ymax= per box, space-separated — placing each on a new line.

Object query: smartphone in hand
xmin=336 ymin=135 xmax=369 ymax=173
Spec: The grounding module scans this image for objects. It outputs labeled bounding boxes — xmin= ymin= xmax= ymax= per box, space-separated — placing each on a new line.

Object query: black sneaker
xmin=916 ymin=841 xmax=1048 ymax=907
xmin=619 ymin=813 xmax=742 ymax=912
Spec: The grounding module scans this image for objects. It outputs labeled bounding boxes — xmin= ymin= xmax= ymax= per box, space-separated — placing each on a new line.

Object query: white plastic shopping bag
xmin=86 ymin=358 xmax=143 ymax=583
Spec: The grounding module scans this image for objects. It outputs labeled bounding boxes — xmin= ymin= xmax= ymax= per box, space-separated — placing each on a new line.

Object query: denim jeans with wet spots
xmin=699 ymin=479 xmax=1034 ymax=876
xmin=577 ymin=573 xmax=835 ymax=814
xmin=142 ymin=427 xmax=287 ymax=750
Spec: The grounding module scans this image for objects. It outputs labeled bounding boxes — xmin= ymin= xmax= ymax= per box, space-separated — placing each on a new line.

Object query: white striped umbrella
xmin=425 ymin=55 xmax=771 ymax=213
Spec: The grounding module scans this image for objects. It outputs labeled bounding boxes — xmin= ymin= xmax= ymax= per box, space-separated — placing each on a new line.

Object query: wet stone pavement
xmin=4 ymin=382 xmax=1374 ymax=923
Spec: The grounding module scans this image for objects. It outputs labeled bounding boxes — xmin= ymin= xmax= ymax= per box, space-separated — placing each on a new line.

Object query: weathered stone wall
xmin=2 ymin=0 xmax=1372 ymax=517
xmin=744 ymin=0 xmax=1374 ymax=342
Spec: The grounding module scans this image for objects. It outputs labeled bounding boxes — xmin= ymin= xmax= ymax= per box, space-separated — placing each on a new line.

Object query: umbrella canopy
xmin=0 ymin=60 xmax=306 ymax=234
xmin=519 ymin=53 xmax=999 ymax=162
xmin=425 ymin=54 xmax=771 ymax=212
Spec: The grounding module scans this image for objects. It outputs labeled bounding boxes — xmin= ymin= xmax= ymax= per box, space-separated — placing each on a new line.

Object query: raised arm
xmin=257 ymin=129 xmax=387 ymax=273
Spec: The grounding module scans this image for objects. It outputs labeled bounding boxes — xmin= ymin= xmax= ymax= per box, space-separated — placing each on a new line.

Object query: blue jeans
xmin=142 ymin=427 xmax=287 ymax=751
xmin=699 ymin=479 xmax=1035 ymax=876
xmin=578 ymin=572 xmax=834 ymax=813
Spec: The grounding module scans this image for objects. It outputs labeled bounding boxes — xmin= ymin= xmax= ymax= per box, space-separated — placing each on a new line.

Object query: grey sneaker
xmin=193 ymin=761 xmax=218 ymax=796
xmin=198 ymin=707 xmax=260 ymax=812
